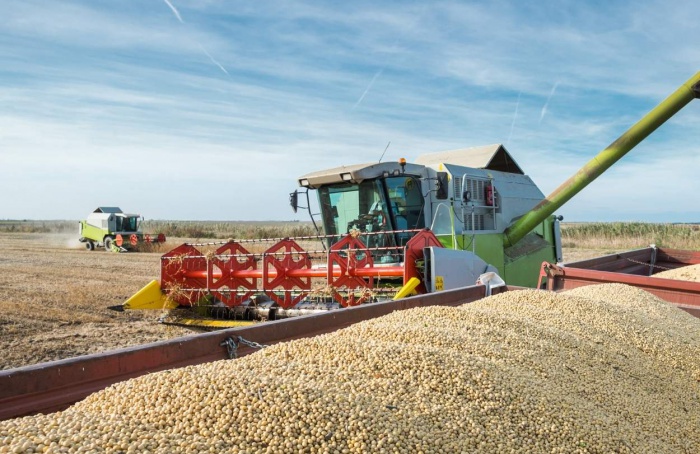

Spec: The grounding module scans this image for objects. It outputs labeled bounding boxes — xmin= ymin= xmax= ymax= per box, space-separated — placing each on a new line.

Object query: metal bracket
xmin=220 ymin=337 xmax=239 ymax=359
xmin=538 ymin=262 xmax=564 ymax=290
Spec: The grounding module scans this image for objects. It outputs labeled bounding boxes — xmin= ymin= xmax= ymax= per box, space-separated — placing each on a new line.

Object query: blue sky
xmin=1 ymin=0 xmax=699 ymax=222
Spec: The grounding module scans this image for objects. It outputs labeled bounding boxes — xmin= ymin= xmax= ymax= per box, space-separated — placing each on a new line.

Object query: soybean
xmin=0 ymin=283 xmax=698 ymax=453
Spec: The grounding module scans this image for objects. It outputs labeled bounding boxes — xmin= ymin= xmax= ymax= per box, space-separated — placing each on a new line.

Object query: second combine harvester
xmin=127 ymin=71 xmax=700 ymax=320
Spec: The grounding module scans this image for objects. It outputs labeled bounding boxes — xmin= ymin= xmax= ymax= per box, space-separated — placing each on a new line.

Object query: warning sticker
xmin=435 ymin=276 xmax=444 ymax=291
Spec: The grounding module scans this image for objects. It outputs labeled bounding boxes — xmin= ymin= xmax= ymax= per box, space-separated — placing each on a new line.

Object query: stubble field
xmin=3 ymin=221 xmax=696 ymax=370
xmin=0 ymin=232 xmax=194 ymax=370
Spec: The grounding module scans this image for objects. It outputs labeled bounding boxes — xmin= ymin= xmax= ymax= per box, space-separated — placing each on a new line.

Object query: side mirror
xmin=436 ymin=172 xmax=448 ymax=200
xmin=289 ymin=190 xmax=299 ymax=213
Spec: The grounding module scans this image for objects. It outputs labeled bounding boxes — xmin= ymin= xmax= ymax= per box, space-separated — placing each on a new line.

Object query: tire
xmin=85 ymin=241 xmax=95 ymax=251
xmin=104 ymin=236 xmax=114 ymax=252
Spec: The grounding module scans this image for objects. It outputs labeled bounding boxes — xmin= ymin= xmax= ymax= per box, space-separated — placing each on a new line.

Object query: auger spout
xmin=503 ymin=71 xmax=700 ymax=249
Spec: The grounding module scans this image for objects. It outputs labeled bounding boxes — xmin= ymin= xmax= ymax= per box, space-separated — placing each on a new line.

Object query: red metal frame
xmin=403 ymin=230 xmax=444 ymax=294
xmin=208 ymin=242 xmax=257 ymax=306
xmin=161 ymin=243 xmax=208 ymax=305
xmin=262 ymin=239 xmax=312 ymax=308
xmin=160 ymin=230 xmax=443 ymax=308
xmin=327 ymin=235 xmax=374 ymax=306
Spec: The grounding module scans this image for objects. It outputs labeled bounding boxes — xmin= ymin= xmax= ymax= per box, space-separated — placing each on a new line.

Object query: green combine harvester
xmin=124 ymin=71 xmax=699 ymax=322
xmin=78 ymin=207 xmax=165 ymax=252
xmin=290 ymin=70 xmax=700 ymax=289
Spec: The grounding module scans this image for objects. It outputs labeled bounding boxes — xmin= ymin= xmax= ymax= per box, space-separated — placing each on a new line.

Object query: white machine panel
xmin=425 ymin=247 xmax=498 ymax=293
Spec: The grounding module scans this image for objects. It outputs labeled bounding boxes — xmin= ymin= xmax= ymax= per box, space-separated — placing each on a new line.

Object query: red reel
xmin=262 ymin=239 xmax=312 ymax=309
xmin=327 ymin=234 xmax=374 ymax=306
xmin=161 ymin=244 xmax=207 ymax=306
xmin=207 ymin=241 xmax=257 ymax=307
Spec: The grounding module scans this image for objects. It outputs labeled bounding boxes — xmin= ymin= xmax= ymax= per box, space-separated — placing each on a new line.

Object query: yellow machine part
xmin=171 ymin=319 xmax=256 ymax=328
xmin=393 ymin=277 xmax=421 ymax=300
xmin=124 ymin=280 xmax=178 ymax=310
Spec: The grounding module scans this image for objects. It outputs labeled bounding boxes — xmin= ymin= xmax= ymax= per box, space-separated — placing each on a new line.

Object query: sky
xmin=1 ymin=0 xmax=699 ymax=222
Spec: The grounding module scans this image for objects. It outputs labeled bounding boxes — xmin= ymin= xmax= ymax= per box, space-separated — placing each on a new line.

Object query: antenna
xmin=378 ymin=141 xmax=391 ymax=163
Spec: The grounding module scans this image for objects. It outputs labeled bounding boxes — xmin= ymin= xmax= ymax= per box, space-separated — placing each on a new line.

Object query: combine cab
xmin=292 ymin=145 xmax=560 ymax=288
xmin=79 ymin=207 xmax=165 ymax=252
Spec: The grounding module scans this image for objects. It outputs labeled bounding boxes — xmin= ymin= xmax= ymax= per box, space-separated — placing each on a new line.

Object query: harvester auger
xmin=126 ymin=71 xmax=700 ymax=324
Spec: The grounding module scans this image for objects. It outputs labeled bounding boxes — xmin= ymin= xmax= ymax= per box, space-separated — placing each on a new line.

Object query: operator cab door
xmin=384 ymin=176 xmax=425 ymax=245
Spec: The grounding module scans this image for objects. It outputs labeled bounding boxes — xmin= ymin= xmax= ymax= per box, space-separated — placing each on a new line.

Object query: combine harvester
xmin=126 ymin=71 xmax=700 ymax=322
xmin=1 ymin=71 xmax=699 ymax=421
xmin=79 ymin=207 xmax=166 ymax=252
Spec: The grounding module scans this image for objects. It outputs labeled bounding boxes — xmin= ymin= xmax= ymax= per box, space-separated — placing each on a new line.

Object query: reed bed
xmin=560 ymin=222 xmax=700 ymax=250
xmin=144 ymin=220 xmax=318 ymax=240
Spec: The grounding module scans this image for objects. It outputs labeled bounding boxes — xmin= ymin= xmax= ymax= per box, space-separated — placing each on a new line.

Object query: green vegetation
xmin=561 ymin=222 xmax=700 ymax=250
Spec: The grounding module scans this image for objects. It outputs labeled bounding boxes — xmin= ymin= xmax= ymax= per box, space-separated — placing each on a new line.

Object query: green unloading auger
xmin=503 ymin=71 xmax=700 ymax=248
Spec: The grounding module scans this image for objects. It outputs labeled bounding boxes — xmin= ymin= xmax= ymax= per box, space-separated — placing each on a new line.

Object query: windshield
xmin=317 ymin=176 xmax=425 ymax=254
xmin=116 ymin=216 xmax=139 ymax=232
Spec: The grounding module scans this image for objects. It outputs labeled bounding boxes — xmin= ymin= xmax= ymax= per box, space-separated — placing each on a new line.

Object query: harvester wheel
xmin=104 ymin=236 xmax=114 ymax=252
xmin=85 ymin=241 xmax=95 ymax=251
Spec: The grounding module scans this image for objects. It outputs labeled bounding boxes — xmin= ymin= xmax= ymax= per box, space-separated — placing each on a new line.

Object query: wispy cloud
xmin=353 ymin=68 xmax=384 ymax=109
xmin=539 ymin=81 xmax=559 ymax=124
xmin=162 ymin=0 xmax=184 ymax=23
xmin=158 ymin=1 xmax=230 ymax=77
xmin=199 ymin=44 xmax=229 ymax=76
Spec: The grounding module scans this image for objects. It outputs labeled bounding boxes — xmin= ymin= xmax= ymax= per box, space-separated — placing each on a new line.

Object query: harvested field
xmin=0 ymin=232 xmax=613 ymax=370
xmin=0 ymin=232 xmax=194 ymax=370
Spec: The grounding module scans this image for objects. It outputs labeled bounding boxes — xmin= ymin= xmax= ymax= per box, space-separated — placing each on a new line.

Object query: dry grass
xmin=143 ymin=220 xmax=318 ymax=240
xmin=561 ymin=222 xmax=700 ymax=250
xmin=0 ymin=232 xmax=194 ymax=369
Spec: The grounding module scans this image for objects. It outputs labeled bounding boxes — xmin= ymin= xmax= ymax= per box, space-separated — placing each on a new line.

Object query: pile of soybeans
xmin=654 ymin=263 xmax=700 ymax=282
xmin=1 ymin=283 xmax=699 ymax=453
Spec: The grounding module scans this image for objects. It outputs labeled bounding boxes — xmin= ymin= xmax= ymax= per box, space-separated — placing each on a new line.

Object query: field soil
xmin=0 ymin=232 xmax=610 ymax=370
xmin=0 ymin=233 xmax=196 ymax=370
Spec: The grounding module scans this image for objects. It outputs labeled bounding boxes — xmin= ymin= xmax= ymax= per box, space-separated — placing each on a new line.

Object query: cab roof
xmin=298 ymin=161 xmax=425 ymax=188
